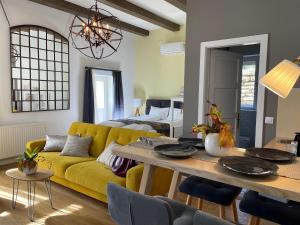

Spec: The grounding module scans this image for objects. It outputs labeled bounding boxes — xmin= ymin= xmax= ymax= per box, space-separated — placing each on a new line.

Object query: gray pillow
xmin=43 ymin=135 xmax=67 ymax=152
xmin=60 ymin=135 xmax=92 ymax=157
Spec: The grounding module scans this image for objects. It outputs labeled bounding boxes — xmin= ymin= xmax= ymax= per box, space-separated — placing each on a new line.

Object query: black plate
xmin=178 ymin=137 xmax=204 ymax=149
xmin=246 ymin=148 xmax=296 ymax=162
xmin=154 ymin=144 xmax=198 ymax=158
xmin=218 ymin=156 xmax=279 ymax=177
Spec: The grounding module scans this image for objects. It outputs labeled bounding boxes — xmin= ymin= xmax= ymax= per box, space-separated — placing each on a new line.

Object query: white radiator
xmin=0 ymin=123 xmax=46 ymax=160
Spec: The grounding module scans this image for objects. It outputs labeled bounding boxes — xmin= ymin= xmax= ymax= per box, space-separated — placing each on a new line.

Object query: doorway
xmin=198 ymin=35 xmax=268 ymax=147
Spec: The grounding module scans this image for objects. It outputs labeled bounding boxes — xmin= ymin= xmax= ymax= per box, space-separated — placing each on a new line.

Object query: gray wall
xmin=183 ymin=0 xmax=300 ymax=144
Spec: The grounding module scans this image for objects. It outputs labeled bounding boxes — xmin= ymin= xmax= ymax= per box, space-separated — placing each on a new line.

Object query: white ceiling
xmin=66 ymin=0 xmax=186 ymax=31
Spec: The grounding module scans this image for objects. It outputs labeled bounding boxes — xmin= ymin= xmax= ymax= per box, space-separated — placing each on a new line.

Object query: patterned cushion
xmin=179 ymin=176 xmax=241 ymax=206
xmin=240 ymin=191 xmax=300 ymax=225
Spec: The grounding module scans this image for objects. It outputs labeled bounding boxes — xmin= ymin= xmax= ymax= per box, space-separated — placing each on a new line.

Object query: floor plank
xmin=0 ymin=165 xmax=277 ymax=225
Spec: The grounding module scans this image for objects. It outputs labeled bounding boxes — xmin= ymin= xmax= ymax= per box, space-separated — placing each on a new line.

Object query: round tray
xmin=218 ymin=156 xmax=278 ymax=177
xmin=245 ymin=148 xmax=296 ymax=162
xmin=154 ymin=144 xmax=198 ymax=158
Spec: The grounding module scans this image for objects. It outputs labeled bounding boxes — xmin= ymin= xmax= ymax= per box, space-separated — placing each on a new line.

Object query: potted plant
xmin=192 ymin=102 xmax=235 ymax=157
xmin=18 ymin=148 xmax=39 ymax=175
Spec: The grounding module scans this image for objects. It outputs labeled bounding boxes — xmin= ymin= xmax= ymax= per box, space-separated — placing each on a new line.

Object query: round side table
xmin=6 ymin=168 xmax=54 ymax=221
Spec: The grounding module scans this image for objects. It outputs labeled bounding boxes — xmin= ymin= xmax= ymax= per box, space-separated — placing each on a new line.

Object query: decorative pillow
xmin=97 ymin=141 xmax=122 ymax=167
xmin=60 ymin=135 xmax=92 ymax=157
xmin=43 ymin=135 xmax=67 ymax=152
xmin=149 ymin=106 xmax=169 ymax=120
xmin=167 ymin=108 xmax=183 ymax=121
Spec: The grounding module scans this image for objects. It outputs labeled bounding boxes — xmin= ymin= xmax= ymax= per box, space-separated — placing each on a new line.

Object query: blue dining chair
xmin=239 ymin=190 xmax=300 ymax=225
xmin=107 ymin=183 xmax=235 ymax=225
xmin=179 ymin=176 xmax=242 ymax=223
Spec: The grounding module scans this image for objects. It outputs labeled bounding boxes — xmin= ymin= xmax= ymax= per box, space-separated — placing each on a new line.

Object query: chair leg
xmin=231 ymin=201 xmax=238 ymax=223
xmin=197 ymin=198 xmax=203 ymax=210
xmin=219 ymin=205 xmax=226 ymax=219
xmin=248 ymin=216 xmax=260 ymax=225
xmin=186 ymin=195 xmax=192 ymax=205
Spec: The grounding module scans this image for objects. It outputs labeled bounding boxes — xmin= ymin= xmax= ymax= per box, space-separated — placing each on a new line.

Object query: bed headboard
xmin=145 ymin=99 xmax=183 ymax=115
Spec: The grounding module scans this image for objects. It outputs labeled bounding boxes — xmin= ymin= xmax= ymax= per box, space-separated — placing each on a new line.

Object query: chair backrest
xmin=193 ymin=211 xmax=235 ymax=225
xmin=107 ymin=183 xmax=173 ymax=225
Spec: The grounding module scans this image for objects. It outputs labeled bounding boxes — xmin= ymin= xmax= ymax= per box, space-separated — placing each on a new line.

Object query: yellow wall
xmin=276 ymin=88 xmax=300 ymax=138
xmin=134 ymin=26 xmax=186 ymax=100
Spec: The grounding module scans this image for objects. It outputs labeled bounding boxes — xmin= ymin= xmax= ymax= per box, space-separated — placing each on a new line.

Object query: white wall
xmin=0 ymin=0 xmax=136 ymax=134
xmin=276 ymin=88 xmax=300 ymax=138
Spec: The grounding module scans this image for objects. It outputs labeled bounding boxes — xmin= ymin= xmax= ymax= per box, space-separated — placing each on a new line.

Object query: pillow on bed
xmin=149 ymin=106 xmax=169 ymax=120
xmin=167 ymin=108 xmax=183 ymax=121
xmin=123 ymin=123 xmax=154 ymax=132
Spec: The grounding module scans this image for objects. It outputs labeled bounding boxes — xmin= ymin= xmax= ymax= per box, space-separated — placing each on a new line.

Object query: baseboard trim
xmin=0 ymin=156 xmax=18 ymax=166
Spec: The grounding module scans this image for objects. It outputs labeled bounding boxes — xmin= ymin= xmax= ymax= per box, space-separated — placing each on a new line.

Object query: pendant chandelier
xmin=69 ymin=0 xmax=123 ymax=60
xmin=0 ymin=0 xmax=19 ymax=63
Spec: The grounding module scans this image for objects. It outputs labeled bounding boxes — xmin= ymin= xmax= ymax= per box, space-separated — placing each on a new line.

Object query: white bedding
xmin=99 ymin=113 xmax=183 ymax=135
xmin=128 ymin=114 xmax=161 ymax=122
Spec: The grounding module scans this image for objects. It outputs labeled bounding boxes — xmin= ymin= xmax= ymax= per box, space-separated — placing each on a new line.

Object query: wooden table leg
xmin=139 ymin=163 xmax=156 ymax=195
xmin=168 ymin=171 xmax=182 ymax=199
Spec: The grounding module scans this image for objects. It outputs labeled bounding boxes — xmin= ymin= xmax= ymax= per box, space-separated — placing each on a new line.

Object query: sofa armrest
xmin=26 ymin=139 xmax=46 ymax=152
xmin=126 ymin=164 xmax=144 ymax=192
xmin=126 ymin=164 xmax=173 ymax=195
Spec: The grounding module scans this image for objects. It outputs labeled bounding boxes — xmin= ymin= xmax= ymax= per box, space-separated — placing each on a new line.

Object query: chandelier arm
xmin=75 ymin=12 xmax=118 ymax=51
xmin=89 ymin=25 xmax=117 ymax=52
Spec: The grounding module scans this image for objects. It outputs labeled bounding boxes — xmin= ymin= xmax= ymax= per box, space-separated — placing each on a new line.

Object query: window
xmin=93 ymin=70 xmax=114 ymax=123
xmin=240 ymin=57 xmax=258 ymax=109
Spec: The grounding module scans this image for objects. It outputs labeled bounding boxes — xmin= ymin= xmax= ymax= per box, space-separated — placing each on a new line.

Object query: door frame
xmin=198 ymin=34 xmax=269 ymax=147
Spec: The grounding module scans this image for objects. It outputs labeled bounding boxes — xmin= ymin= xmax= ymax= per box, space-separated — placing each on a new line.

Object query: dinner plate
xmin=245 ymin=148 xmax=296 ymax=162
xmin=154 ymin=144 xmax=198 ymax=158
xmin=218 ymin=156 xmax=279 ymax=177
xmin=177 ymin=137 xmax=205 ymax=149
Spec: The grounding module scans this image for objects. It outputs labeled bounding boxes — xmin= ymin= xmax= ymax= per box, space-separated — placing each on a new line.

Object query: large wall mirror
xmin=10 ymin=25 xmax=70 ymax=112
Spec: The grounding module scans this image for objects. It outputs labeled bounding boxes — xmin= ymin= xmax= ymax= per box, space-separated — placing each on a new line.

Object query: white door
xmin=206 ymin=49 xmax=242 ymax=142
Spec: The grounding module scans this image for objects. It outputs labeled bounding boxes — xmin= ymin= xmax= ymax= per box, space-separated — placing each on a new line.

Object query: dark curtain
xmin=82 ymin=68 xmax=95 ymax=123
xmin=112 ymin=71 xmax=124 ymax=119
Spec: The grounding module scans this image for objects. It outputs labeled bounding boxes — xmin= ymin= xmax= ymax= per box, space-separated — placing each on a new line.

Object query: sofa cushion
xmin=37 ymin=152 xmax=95 ymax=178
xmin=68 ymin=122 xmax=112 ymax=157
xmin=106 ymin=127 xmax=161 ymax=147
xmin=65 ymin=161 xmax=126 ymax=195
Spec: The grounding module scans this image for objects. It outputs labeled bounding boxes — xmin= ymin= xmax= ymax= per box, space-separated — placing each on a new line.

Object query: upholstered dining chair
xmin=239 ymin=190 xmax=300 ymax=225
xmin=179 ymin=176 xmax=242 ymax=223
xmin=107 ymin=183 xmax=235 ymax=225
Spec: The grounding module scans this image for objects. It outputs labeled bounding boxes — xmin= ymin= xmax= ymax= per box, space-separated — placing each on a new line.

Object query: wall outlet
xmin=265 ymin=117 xmax=274 ymax=125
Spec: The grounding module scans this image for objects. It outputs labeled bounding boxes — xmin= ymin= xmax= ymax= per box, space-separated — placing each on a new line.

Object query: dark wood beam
xmin=98 ymin=0 xmax=180 ymax=31
xmin=164 ymin=0 xmax=187 ymax=12
xmin=26 ymin=0 xmax=149 ymax=36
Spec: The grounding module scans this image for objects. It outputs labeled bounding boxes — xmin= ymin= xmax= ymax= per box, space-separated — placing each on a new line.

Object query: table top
xmin=6 ymin=168 xmax=53 ymax=181
xmin=112 ymin=140 xmax=300 ymax=202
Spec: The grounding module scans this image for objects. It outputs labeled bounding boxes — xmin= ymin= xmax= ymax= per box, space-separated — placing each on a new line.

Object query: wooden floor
xmin=0 ymin=165 xmax=276 ymax=225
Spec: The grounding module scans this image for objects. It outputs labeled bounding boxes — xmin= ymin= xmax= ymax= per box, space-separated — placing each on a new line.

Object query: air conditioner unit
xmin=160 ymin=42 xmax=185 ymax=55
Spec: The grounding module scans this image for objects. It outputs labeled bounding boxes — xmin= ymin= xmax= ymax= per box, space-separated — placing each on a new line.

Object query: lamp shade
xmin=133 ymin=98 xmax=143 ymax=107
xmin=260 ymin=60 xmax=300 ymax=98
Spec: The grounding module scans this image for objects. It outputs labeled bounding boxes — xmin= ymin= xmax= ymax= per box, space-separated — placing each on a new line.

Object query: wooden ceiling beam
xmin=98 ymin=0 xmax=180 ymax=31
xmin=164 ymin=0 xmax=187 ymax=12
xmin=26 ymin=0 xmax=150 ymax=36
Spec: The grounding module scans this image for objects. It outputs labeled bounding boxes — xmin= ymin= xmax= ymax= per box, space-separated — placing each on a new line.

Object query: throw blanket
xmin=114 ymin=119 xmax=170 ymax=136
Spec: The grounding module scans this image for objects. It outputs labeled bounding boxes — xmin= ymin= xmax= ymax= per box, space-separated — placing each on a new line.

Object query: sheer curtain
xmin=93 ymin=69 xmax=114 ymax=124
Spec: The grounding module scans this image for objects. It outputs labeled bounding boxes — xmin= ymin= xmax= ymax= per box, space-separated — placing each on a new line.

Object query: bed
xmin=99 ymin=99 xmax=183 ymax=137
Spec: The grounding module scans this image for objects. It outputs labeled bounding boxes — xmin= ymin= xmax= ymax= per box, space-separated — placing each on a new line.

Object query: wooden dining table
xmin=112 ymin=137 xmax=300 ymax=202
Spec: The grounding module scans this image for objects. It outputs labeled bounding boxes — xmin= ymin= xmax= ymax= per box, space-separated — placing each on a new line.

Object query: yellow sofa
xmin=26 ymin=122 xmax=173 ymax=203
